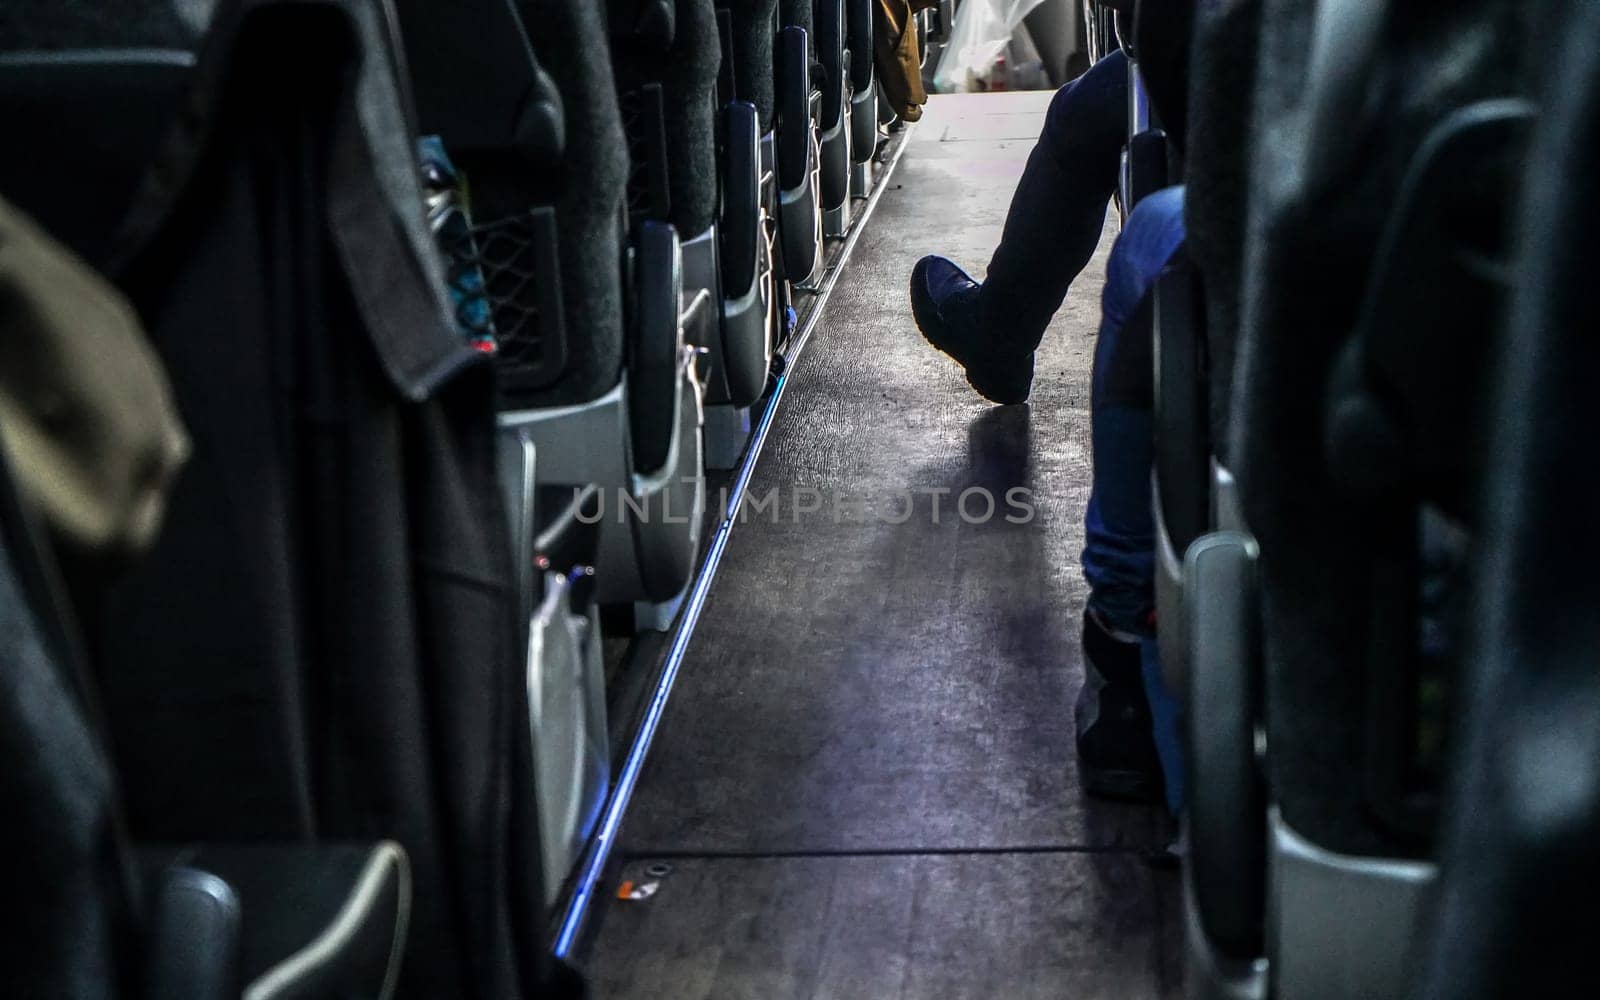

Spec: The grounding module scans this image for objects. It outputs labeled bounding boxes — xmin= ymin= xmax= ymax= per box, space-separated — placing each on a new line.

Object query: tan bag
xmin=876 ymin=0 xmax=940 ymax=123
xmin=0 ymin=196 xmax=190 ymax=556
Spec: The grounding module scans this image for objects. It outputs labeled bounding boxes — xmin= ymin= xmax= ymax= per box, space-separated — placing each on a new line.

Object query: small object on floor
xmin=645 ymin=862 xmax=674 ymax=879
xmin=616 ymin=879 xmax=661 ymax=901
xmin=785 ymin=305 xmax=798 ymax=337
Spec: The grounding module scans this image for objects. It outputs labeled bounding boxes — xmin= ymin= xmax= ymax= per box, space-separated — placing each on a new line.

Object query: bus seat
xmin=676 ymin=0 xmax=773 ymax=455
xmin=780 ymin=0 xmax=828 ymax=268
xmin=9 ymin=2 xmax=562 ymax=993
xmin=469 ymin=0 xmax=704 ymax=614
xmin=721 ymin=0 xmax=778 ymax=135
xmin=0 ymin=207 xmax=411 ymax=1000
xmin=612 ymin=0 xmax=775 ymax=469
xmin=1416 ymin=9 xmax=1600 ymax=992
xmin=506 ymin=482 xmax=610 ymax=909
xmin=721 ymin=1 xmax=816 ymax=338
xmin=1190 ymin=1 xmax=1540 ymax=997
xmin=1151 ymin=254 xmax=1208 ymax=695
xmin=846 ymin=0 xmax=877 ymax=188
xmin=775 ymin=15 xmax=824 ymax=285
xmin=1117 ymin=8 xmax=1171 ymax=216
xmin=1151 ymin=0 xmax=1262 ymax=710
xmin=814 ymin=0 xmax=852 ymax=236
xmin=1 ymin=511 xmax=415 ymax=1000
xmin=0 ymin=51 xmax=191 ymax=267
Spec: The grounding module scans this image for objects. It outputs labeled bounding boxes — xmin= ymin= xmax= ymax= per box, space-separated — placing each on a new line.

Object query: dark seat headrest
xmin=392 ymin=0 xmax=566 ymax=167
xmin=610 ymin=0 xmax=677 ymax=50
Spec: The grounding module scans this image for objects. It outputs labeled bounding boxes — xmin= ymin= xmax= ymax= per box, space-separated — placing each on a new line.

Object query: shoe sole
xmin=1080 ymin=763 xmax=1163 ymax=805
xmin=908 ymin=263 xmax=1032 ymax=406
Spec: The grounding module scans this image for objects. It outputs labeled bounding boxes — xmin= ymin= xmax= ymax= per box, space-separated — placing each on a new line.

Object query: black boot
xmin=909 ymin=255 xmax=1034 ymax=404
xmin=1075 ymin=609 xmax=1163 ymax=803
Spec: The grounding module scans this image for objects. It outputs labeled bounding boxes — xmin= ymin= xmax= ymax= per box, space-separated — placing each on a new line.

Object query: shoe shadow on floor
xmin=964 ymin=402 xmax=1176 ymax=853
xmin=965 ymin=403 xmax=1033 ymax=497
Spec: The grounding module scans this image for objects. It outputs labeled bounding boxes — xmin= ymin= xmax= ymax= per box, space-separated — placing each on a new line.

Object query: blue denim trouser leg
xmin=1083 ymin=185 xmax=1187 ymax=633
xmin=1081 ymin=185 xmax=1187 ymax=812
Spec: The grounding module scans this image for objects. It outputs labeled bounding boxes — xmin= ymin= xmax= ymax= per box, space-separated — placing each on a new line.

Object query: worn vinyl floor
xmin=583 ymin=92 xmax=1183 ymax=999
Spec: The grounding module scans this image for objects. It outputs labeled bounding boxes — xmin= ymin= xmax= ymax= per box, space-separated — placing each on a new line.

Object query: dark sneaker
xmin=909 ymin=255 xmax=1034 ymax=404
xmin=1075 ymin=609 xmax=1164 ymax=803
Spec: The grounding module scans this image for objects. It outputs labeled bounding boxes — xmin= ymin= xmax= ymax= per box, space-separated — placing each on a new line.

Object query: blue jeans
xmin=1082 ymin=185 xmax=1187 ymax=635
xmin=1082 ymin=185 xmax=1187 ymax=812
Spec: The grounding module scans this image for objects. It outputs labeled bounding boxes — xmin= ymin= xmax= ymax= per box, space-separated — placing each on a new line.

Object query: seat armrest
xmin=1153 ymin=256 xmax=1210 ymax=556
xmin=719 ymin=100 xmax=762 ymax=294
xmin=142 ymin=842 xmax=410 ymax=1000
xmin=1123 ymin=128 xmax=1170 ymax=212
xmin=775 ymin=26 xmax=812 ymax=191
xmin=846 ymin=0 xmax=874 ymax=93
xmin=627 ymin=220 xmax=686 ymax=475
xmin=143 ymin=866 xmax=242 ymax=1000
xmin=816 ymin=0 xmax=847 ymax=130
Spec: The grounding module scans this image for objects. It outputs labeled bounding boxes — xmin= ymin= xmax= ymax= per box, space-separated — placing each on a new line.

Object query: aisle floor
xmin=584 ymin=92 xmax=1183 ymax=999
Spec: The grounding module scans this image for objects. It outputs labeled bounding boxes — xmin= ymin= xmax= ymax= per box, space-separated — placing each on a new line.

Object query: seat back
xmin=814 ymin=0 xmax=850 ymax=213
xmin=0 ymin=51 xmax=192 ymax=265
xmin=668 ymin=0 xmax=726 ymax=244
xmin=1238 ymin=0 xmax=1533 ymax=862
xmin=393 ymin=0 xmax=562 ymax=166
xmin=780 ymin=1 xmax=814 ymax=40
xmin=393 ymin=0 xmax=571 ymax=394
xmin=0 ymin=446 xmax=136 ymax=999
xmin=721 ymin=1 xmax=780 ymax=133
xmin=1183 ymin=0 xmax=1262 ymax=464
xmin=610 ymin=0 xmax=722 ymax=241
xmin=845 ymin=0 xmax=875 ymax=164
xmin=1417 ymin=8 xmax=1600 ymax=995
xmin=470 ymin=0 xmax=628 ymax=410
xmin=1325 ymin=98 xmax=1533 ymax=838
xmin=26 ymin=3 xmax=542 ymax=996
xmin=1215 ymin=0 xmax=1538 ymax=995
xmin=1150 ymin=1 xmax=1260 ymax=702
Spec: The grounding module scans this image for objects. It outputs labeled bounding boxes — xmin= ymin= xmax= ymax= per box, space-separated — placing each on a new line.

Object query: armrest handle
xmin=141 ymin=842 xmax=410 ymax=1000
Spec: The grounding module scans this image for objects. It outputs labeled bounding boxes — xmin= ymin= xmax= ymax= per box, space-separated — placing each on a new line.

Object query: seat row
xmin=0 ymin=0 xmax=900 ymax=997
xmin=1104 ymin=0 xmax=1600 ymax=996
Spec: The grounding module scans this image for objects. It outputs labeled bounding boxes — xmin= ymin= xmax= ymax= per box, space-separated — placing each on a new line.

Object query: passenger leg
xmin=909 ymin=49 xmax=1130 ymax=404
xmin=1075 ymin=186 xmax=1187 ymax=808
xmin=982 ymin=47 xmax=1131 ymax=350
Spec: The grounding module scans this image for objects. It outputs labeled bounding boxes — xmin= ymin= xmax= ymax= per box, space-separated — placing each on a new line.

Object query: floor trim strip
xmin=552 ymin=123 xmax=920 ymax=961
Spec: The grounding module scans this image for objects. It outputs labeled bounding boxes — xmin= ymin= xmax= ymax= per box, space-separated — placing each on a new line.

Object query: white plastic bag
xmin=932 ymin=0 xmax=1049 ymax=93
